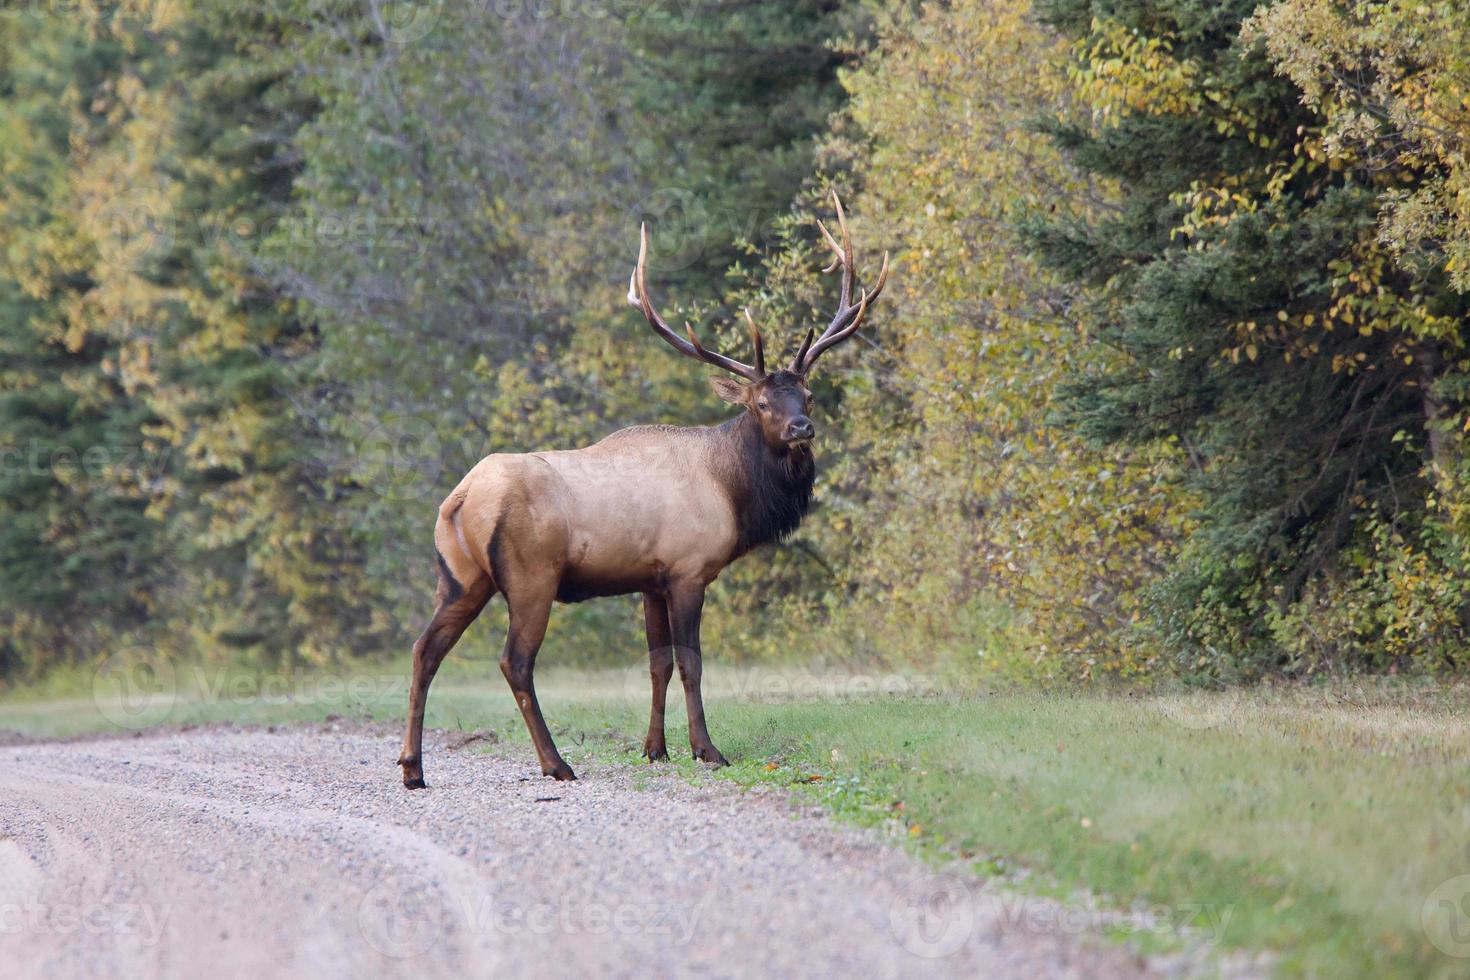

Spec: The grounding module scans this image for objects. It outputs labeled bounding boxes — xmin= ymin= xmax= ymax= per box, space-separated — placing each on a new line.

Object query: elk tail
xmin=438 ymin=483 xmax=479 ymax=576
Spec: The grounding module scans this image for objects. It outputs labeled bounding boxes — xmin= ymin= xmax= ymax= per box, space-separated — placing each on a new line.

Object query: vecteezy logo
xmin=92 ymin=649 xmax=177 ymax=730
xmin=1423 ymin=874 xmax=1470 ymax=958
xmin=623 ymin=188 xmax=709 ymax=275
xmin=349 ymin=413 xmax=444 ymax=502
xmin=358 ymin=873 xmax=454 ymax=959
xmin=91 ymin=191 xmax=175 ymax=275
xmin=889 ymin=873 xmax=974 ymax=958
xmin=363 ymin=0 xmax=443 ymax=45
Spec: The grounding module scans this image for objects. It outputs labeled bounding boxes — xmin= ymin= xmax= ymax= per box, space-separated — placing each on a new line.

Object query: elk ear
xmin=709 ymin=376 xmax=750 ymax=405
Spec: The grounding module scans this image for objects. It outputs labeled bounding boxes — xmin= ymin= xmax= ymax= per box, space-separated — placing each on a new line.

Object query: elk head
xmin=627 ymin=191 xmax=890 ymax=454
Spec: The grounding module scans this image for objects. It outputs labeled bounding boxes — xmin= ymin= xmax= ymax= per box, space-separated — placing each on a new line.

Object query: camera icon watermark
xmin=351 ymin=413 xmax=445 ymax=502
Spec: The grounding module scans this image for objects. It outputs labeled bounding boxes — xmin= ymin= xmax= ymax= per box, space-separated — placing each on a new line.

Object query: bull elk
xmin=399 ymin=193 xmax=889 ymax=786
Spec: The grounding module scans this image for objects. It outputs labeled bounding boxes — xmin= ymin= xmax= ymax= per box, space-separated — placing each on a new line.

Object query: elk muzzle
xmin=783 ymin=416 xmax=815 ymax=444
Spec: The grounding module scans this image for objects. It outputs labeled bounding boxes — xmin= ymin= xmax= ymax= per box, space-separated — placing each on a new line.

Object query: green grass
xmin=4 ymin=657 xmax=1468 ymax=977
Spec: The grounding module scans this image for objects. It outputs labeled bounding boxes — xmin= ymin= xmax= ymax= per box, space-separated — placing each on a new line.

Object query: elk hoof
xmin=546 ymin=763 xmax=577 ymax=781
xmin=693 ymin=746 xmax=729 ymax=768
xmin=643 ymin=739 xmax=669 ymax=762
xmin=399 ymin=755 xmax=427 ymax=789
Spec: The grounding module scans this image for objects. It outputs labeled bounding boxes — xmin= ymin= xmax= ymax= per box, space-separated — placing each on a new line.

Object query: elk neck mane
xmin=711 ymin=410 xmax=816 ymax=556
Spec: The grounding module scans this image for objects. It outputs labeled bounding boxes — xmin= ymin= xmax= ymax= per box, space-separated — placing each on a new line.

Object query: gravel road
xmin=0 ymin=725 xmax=1170 ymax=979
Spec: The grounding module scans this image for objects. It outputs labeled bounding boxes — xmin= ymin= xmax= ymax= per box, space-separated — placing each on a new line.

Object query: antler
xmin=795 ymin=191 xmax=890 ymax=374
xmin=627 ymin=224 xmax=765 ymax=382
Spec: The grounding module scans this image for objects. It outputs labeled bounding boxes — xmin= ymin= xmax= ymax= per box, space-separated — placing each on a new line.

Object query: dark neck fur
xmin=715 ymin=411 xmax=816 ymax=556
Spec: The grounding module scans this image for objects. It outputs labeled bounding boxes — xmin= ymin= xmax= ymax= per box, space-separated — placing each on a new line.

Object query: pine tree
xmin=0 ymin=10 xmax=169 ymax=675
xmin=1033 ymin=0 xmax=1470 ymax=676
xmin=625 ymin=0 xmax=873 ymax=300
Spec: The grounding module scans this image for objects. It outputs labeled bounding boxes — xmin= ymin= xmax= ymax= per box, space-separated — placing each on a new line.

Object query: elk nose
xmin=785 ymin=417 xmax=815 ymax=442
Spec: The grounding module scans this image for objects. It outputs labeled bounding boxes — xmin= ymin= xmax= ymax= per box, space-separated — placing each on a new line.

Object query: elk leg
xmin=668 ymin=584 xmax=728 ymax=767
xmin=499 ymin=590 xmax=576 ymax=781
xmin=642 ymin=593 xmax=674 ymax=762
xmin=399 ymin=573 xmax=492 ymax=789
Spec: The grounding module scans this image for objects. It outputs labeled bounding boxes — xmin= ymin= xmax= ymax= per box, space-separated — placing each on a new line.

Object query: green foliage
xmin=0 ymin=0 xmax=381 ymax=679
xmin=0 ymin=7 xmax=168 ymax=674
xmin=1029 ymin=0 xmax=1470 ymax=678
xmin=721 ymin=0 xmax=1195 ymax=678
xmin=0 ymin=0 xmax=872 ymax=681
xmin=1246 ymin=0 xmax=1470 ymax=292
xmin=4 ymin=0 xmax=1470 ymax=685
xmin=623 ymin=1 xmax=872 ymax=295
xmin=262 ymin=0 xmax=873 ymax=660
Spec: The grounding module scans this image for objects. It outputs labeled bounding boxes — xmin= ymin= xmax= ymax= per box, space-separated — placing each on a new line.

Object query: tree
xmin=0 ymin=7 xmax=170 ymax=676
xmin=268 ymin=0 xmax=876 ymax=657
xmin=0 ymin=0 xmax=383 ymax=679
xmin=1032 ymin=0 xmax=1470 ymax=676
xmin=1246 ymin=0 xmax=1470 ymax=293
xmin=713 ymin=0 xmax=1192 ymax=677
xmin=623 ymin=1 xmax=873 ymax=297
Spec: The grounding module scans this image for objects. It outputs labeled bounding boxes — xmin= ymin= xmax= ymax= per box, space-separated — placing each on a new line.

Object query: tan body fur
xmin=437 ymin=426 xmax=740 ymax=606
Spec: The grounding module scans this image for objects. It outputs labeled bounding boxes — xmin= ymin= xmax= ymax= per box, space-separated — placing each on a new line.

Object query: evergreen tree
xmin=146 ymin=0 xmax=385 ymax=665
xmin=0 ymin=2 xmax=382 ymax=679
xmin=0 ymin=9 xmax=172 ymax=676
xmin=1033 ymin=0 xmax=1470 ymax=676
xmin=625 ymin=0 xmax=873 ymax=300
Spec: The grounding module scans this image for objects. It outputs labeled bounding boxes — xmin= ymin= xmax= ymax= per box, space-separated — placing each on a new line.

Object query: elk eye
xmin=757 ymin=400 xmax=768 ymax=410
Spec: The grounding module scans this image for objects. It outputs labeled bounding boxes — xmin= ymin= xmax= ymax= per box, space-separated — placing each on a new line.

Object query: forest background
xmin=5 ymin=0 xmax=1470 ymax=688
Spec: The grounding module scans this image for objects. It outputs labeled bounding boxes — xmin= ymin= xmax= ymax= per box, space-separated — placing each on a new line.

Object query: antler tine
xmin=790 ymin=327 xmax=816 ymax=373
xmin=628 ymin=223 xmax=764 ymax=381
xmin=814 ymin=191 xmax=856 ymax=308
xmin=627 ymin=224 xmax=688 ymax=350
xmin=811 ymin=249 xmax=889 ymax=345
xmin=798 ymin=191 xmax=891 ymax=375
xmin=816 ymin=219 xmax=844 ymax=275
xmin=832 ymin=189 xmax=853 ymax=307
xmin=802 ymin=286 xmax=872 ymax=370
xmin=744 ymin=308 xmax=766 ymax=377
xmin=684 ymin=321 xmax=711 ymax=357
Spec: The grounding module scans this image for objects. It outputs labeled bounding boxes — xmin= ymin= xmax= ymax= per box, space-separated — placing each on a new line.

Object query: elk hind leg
xmin=399 ymin=554 xmax=492 ymax=789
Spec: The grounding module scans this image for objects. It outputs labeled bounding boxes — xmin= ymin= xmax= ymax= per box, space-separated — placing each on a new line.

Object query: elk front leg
xmin=668 ymin=583 xmax=728 ymax=767
xmin=499 ymin=590 xmax=576 ymax=781
xmin=642 ymin=593 xmax=674 ymax=762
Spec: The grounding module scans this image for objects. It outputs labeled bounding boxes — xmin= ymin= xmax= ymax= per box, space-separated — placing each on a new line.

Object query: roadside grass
xmin=3 ymin=658 xmax=1467 ymax=978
